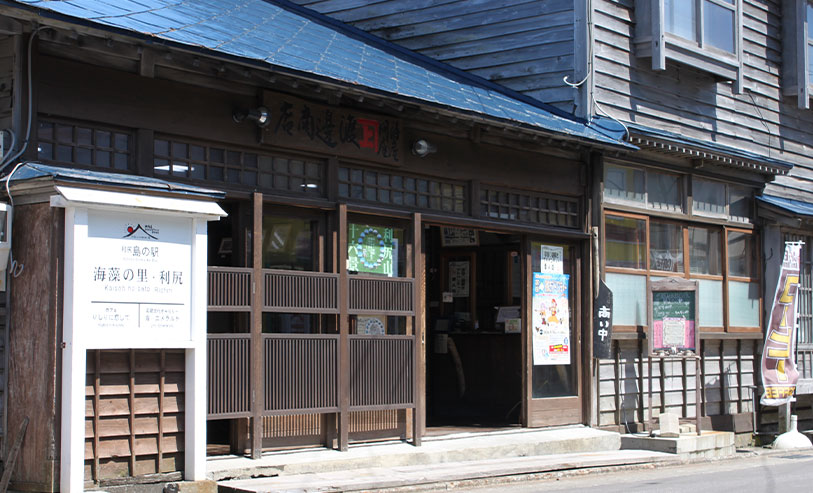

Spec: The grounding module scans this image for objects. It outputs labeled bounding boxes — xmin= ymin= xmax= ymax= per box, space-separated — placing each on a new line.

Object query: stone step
xmin=207 ymin=426 xmax=622 ymax=481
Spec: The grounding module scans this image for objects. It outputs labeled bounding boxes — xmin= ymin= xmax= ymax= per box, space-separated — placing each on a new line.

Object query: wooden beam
xmin=251 ymin=192 xmax=263 ymax=459
xmin=338 ymin=203 xmax=349 ymax=451
xmin=412 ymin=212 xmax=423 ymax=446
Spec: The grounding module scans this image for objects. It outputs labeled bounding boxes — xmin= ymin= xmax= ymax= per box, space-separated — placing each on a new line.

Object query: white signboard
xmin=540 ymin=245 xmax=564 ymax=274
xmin=84 ymin=210 xmax=193 ymax=344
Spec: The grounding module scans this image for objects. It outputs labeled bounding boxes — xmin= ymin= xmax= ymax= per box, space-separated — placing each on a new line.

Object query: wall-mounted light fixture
xmin=411 ymin=139 xmax=437 ymax=158
xmin=233 ymin=106 xmax=271 ymax=127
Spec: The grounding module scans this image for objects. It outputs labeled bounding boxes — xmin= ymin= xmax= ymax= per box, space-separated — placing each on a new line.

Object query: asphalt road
xmin=449 ymin=449 xmax=813 ymax=492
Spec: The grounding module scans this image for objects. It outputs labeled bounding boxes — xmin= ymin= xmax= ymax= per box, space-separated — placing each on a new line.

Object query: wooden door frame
xmin=523 ymin=237 xmax=584 ymax=427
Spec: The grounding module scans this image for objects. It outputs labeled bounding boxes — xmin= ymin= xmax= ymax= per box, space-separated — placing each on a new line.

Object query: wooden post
xmin=250 ymin=192 xmax=263 ymax=459
xmin=338 ymin=204 xmax=349 ymax=451
xmin=412 ymin=212 xmax=423 ymax=446
xmin=695 ymin=355 xmax=701 ymax=435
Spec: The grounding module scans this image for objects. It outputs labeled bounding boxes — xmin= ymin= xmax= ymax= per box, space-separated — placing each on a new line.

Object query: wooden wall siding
xmin=290 ymin=0 xmax=579 ymax=111
xmin=8 ymin=202 xmax=61 ymax=491
xmin=0 ymin=293 xmax=6 ymax=452
xmin=592 ymin=0 xmax=813 ymax=203
xmin=597 ymin=339 xmax=756 ymax=428
xmin=84 ymin=349 xmax=185 ymax=483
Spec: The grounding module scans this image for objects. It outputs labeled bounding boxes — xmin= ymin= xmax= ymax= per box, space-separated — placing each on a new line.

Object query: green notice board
xmin=649 ymin=278 xmax=698 ymax=355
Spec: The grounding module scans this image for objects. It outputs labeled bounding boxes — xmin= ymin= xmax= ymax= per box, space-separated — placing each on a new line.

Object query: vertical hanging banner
xmin=761 ymin=242 xmax=804 ymax=406
xmin=593 ymin=280 xmax=614 ymax=359
xmin=532 ymin=272 xmax=571 ymax=365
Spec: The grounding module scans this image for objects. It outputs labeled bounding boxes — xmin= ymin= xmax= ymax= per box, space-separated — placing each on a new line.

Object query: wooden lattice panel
xmin=85 ymin=350 xmax=185 ymax=483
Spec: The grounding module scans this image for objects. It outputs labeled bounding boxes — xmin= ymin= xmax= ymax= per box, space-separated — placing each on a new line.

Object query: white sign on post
xmin=85 ymin=210 xmax=193 ymax=344
xmin=54 ymin=186 xmax=225 ymax=493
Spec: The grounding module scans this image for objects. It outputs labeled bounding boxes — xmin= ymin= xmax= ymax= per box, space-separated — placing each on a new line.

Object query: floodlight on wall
xmin=411 ymin=139 xmax=437 ymax=157
xmin=233 ymin=106 xmax=271 ymax=127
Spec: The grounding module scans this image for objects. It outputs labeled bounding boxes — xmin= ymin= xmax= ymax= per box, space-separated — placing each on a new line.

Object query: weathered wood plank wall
xmin=291 ymin=0 xmax=579 ymax=111
xmin=592 ymin=0 xmax=813 ymax=203
xmin=598 ymin=339 xmax=757 ymax=431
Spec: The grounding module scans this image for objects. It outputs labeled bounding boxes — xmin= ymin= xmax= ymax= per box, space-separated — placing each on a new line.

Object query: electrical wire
xmin=0 ymin=26 xmax=51 ymax=173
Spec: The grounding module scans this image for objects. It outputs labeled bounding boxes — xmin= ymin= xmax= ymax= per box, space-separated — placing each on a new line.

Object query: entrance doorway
xmin=425 ymin=226 xmax=523 ymax=427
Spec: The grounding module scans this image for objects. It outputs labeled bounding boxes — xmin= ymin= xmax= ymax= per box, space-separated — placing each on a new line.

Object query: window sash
xmin=603 ymin=212 xmax=759 ymax=332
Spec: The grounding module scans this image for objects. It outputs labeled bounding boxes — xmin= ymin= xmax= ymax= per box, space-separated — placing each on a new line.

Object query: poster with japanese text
xmin=539 ymin=245 xmax=564 ymax=274
xmin=85 ymin=210 xmax=192 ymax=342
xmin=347 ymin=224 xmax=394 ymax=276
xmin=448 ymin=260 xmax=470 ymax=297
xmin=532 ymin=272 xmax=571 ymax=365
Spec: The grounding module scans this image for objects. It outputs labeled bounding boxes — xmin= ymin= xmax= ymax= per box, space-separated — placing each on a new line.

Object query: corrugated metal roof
xmin=758 ymin=194 xmax=813 ymax=217
xmin=9 ymin=0 xmax=631 ymax=148
xmin=5 ymin=162 xmax=226 ymax=198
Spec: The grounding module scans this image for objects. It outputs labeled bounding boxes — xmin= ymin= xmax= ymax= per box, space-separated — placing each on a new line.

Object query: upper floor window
xmin=783 ymin=0 xmax=813 ymax=108
xmin=635 ymin=0 xmax=743 ymax=93
xmin=604 ymin=164 xmax=683 ymax=213
xmin=603 ymin=163 xmax=753 ymax=224
xmin=691 ymin=177 xmax=752 ymax=223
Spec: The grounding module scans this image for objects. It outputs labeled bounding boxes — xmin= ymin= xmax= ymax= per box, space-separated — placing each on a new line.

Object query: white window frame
xmin=636 ymin=0 xmax=744 ymax=93
xmin=784 ymin=0 xmax=812 ymax=108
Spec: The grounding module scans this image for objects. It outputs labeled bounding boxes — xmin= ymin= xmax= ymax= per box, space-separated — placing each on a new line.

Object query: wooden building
xmin=0 ymin=0 xmax=633 ymax=489
xmin=289 ymin=0 xmax=813 ymax=436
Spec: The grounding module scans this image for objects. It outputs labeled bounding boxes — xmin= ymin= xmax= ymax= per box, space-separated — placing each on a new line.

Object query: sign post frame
xmin=54 ymin=187 xmax=224 ymax=492
xmin=646 ymin=277 xmax=701 ymax=435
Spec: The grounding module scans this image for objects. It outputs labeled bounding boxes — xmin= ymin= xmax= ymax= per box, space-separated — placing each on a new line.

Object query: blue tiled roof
xmin=6 ymin=162 xmax=226 ymax=198
xmin=758 ymin=194 xmax=813 ymax=217
xmin=9 ymin=0 xmax=631 ymax=148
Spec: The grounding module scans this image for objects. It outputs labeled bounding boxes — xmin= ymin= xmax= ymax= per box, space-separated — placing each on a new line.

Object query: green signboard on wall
xmin=347 ymin=224 xmax=394 ymax=276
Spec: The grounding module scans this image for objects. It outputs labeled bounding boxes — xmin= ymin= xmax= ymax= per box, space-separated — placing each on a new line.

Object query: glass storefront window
xmin=649 ymin=221 xmax=683 ymax=273
xmin=605 ymin=215 xmax=646 ymax=270
xmin=262 ymin=216 xmax=316 ymax=271
xmin=728 ymin=231 xmax=757 ymax=278
xmin=689 ymin=226 xmax=722 ymax=275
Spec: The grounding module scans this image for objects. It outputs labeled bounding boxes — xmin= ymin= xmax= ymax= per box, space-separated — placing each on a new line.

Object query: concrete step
xmin=621 ymin=431 xmax=736 ymax=459
xmin=207 ymin=426 xmax=622 ymax=481
xmin=217 ymin=449 xmax=676 ymax=493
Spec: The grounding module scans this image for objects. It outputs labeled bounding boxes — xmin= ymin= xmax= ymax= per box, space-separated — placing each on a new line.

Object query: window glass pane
xmin=532 ymin=242 xmax=576 ymax=398
xmin=647 ymin=171 xmax=682 ymax=212
xmin=689 ymin=226 xmax=722 ymax=275
xmin=665 ymin=0 xmax=697 ymax=41
xmin=347 ymin=223 xmax=405 ymax=277
xmin=697 ymin=279 xmax=724 ymax=327
xmin=728 ymin=231 xmax=756 ymax=278
xmin=605 ymin=215 xmax=646 ymax=269
xmin=605 ymin=273 xmax=647 ymax=325
xmin=729 ymin=185 xmax=751 ymax=221
xmin=649 ymin=221 xmax=683 ymax=272
xmin=262 ymin=216 xmax=314 ymax=271
xmin=704 ymin=1 xmax=735 ymax=53
xmin=604 ymin=165 xmax=645 ymax=203
xmin=728 ymin=281 xmax=760 ymax=327
xmin=692 ymin=178 xmax=726 ymax=216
